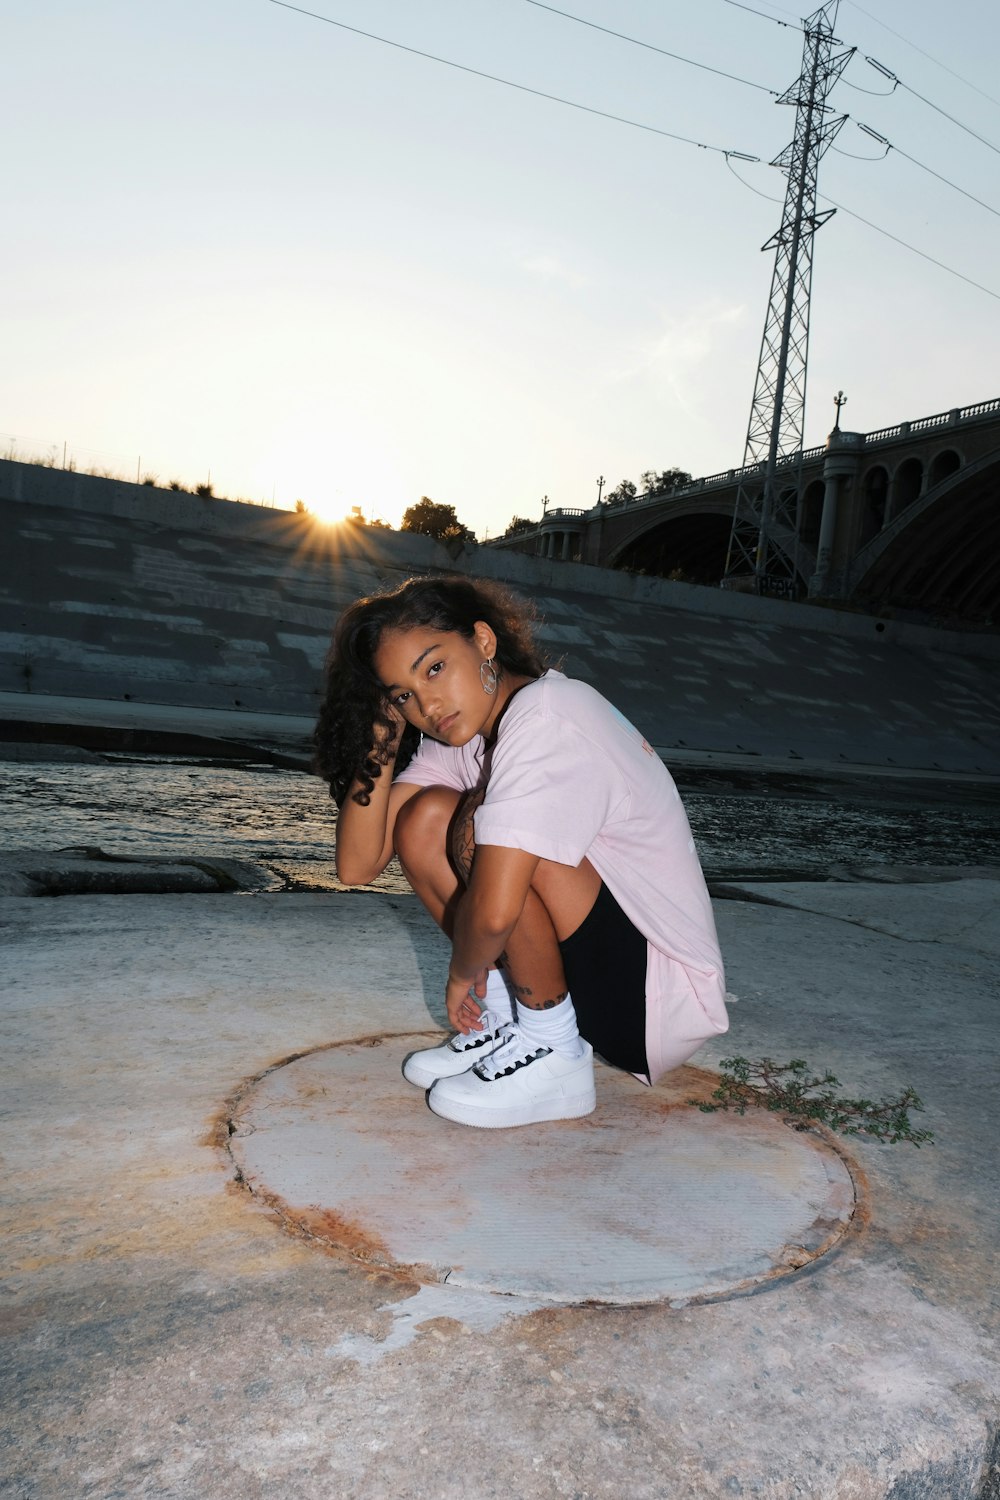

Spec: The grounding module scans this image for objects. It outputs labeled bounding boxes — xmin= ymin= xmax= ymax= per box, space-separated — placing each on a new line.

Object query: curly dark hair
xmin=314 ymin=574 xmax=545 ymax=807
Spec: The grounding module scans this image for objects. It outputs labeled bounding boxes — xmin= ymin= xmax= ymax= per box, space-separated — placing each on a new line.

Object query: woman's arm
xmin=334 ymin=715 xmax=421 ymax=886
xmin=445 ymin=845 xmax=540 ymax=1029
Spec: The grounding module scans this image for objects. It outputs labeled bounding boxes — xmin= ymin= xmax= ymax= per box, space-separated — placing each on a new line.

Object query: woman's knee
xmin=393 ymin=786 xmax=461 ymax=867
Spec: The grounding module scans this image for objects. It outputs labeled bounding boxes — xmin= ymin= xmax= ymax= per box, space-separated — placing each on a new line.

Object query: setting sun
xmin=249 ymin=414 xmax=409 ymax=531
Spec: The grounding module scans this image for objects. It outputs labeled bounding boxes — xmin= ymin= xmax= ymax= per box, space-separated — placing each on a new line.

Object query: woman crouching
xmin=314 ymin=574 xmax=728 ymax=1129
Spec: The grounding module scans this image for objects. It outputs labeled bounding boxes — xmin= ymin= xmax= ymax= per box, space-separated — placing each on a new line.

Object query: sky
xmin=4 ymin=0 xmax=999 ymax=535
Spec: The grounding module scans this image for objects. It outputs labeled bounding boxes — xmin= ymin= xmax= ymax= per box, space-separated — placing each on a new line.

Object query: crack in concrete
xmin=714 ymin=885 xmax=996 ymax=950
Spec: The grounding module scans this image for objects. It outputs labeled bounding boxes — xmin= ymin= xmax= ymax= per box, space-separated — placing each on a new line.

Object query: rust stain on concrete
xmin=212 ymin=1032 xmax=453 ymax=1286
xmin=237 ymin=1180 xmax=433 ymax=1290
xmin=204 ymin=1031 xmax=406 ymax=1149
xmin=217 ymin=1033 xmax=867 ymax=1305
xmin=650 ymin=1063 xmax=722 ymax=1113
xmin=291 ymin=1205 xmax=395 ymax=1264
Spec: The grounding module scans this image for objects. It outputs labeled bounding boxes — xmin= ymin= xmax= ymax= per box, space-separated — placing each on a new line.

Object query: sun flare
xmin=253 ymin=411 xmax=408 ymax=532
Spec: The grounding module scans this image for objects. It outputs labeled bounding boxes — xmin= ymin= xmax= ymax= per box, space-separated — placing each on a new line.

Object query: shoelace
xmin=473 ymin=1029 xmax=551 ymax=1081
xmin=448 ymin=1007 xmax=513 ymax=1055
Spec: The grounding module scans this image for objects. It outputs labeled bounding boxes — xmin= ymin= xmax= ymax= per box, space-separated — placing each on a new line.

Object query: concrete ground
xmin=2 ymin=870 xmax=999 ymax=1499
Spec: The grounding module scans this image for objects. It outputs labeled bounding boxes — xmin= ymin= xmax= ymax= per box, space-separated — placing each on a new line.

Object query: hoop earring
xmin=480 ymin=657 xmax=498 ymax=695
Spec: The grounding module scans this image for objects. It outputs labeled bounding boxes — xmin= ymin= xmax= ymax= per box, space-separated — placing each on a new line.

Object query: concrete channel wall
xmin=2 ymin=460 xmax=999 ymax=773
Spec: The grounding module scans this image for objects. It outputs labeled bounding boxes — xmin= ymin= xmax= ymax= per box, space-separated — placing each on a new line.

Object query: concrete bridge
xmin=493 ymin=397 xmax=1000 ymax=623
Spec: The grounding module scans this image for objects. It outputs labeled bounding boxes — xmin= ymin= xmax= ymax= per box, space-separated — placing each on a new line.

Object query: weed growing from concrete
xmin=695 ymin=1057 xmax=934 ymax=1145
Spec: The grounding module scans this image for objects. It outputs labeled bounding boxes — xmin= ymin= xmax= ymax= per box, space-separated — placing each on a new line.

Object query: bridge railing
xmin=602 ymin=444 xmax=827 ymax=515
xmin=486 ymin=394 xmax=1000 ymax=543
xmin=959 ymin=397 xmax=1000 ymax=419
xmin=860 ymin=396 xmax=1000 ymax=446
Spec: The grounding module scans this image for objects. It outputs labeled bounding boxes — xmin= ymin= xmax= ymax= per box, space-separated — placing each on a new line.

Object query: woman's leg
xmin=395 ymin=787 xmax=513 ymax=1089
xmin=392 ymin=786 xmax=465 ymax=937
xmin=393 ymin=784 xmax=601 ymax=1013
xmin=447 ymin=790 xmax=601 ymax=1013
xmin=398 ymin=788 xmax=600 ymax=1124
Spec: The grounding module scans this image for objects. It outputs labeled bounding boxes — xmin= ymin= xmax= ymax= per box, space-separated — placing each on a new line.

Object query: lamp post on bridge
xmin=833 ymin=389 xmax=847 ymax=431
xmin=811 ymin=387 xmax=858 ymax=598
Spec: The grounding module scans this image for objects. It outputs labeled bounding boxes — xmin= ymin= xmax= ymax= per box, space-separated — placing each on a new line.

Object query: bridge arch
xmin=930 ymin=448 xmax=961 ymax=487
xmin=891 ymin=456 xmax=923 ymax=517
xmin=859 ymin=465 xmax=889 ymax=546
xmin=606 ymin=494 xmax=817 ymax=591
xmin=851 ymin=448 xmax=1000 ymax=622
xmin=606 ymin=500 xmax=736 ymax=584
xmin=800 ymin=479 xmax=824 ymax=547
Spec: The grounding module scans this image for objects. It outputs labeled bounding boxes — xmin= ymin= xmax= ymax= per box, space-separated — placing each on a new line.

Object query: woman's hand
xmin=447 ymin=966 xmax=489 ymax=1034
xmin=335 ymin=702 xmax=415 ymax=887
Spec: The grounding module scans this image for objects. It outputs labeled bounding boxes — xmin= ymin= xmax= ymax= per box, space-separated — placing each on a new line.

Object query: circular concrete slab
xmin=229 ymin=1035 xmax=858 ymax=1306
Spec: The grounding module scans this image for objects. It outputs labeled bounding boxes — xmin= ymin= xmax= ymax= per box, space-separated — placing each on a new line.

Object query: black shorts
xmin=558 ymin=881 xmax=649 ymax=1076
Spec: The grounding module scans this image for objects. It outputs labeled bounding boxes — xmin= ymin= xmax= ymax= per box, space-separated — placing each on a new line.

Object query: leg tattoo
xmin=449 ymin=789 xmax=485 ymax=885
xmin=517 ymin=989 xmax=568 ymax=1011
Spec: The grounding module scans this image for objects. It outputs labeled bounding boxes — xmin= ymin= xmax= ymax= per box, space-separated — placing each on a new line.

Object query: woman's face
xmin=373 ymin=621 xmax=502 ymax=745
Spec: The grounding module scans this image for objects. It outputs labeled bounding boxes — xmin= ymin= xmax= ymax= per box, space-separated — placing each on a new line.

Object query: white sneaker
xmin=427 ymin=1031 xmax=596 ymax=1129
xmin=402 ymin=1010 xmax=513 ymax=1089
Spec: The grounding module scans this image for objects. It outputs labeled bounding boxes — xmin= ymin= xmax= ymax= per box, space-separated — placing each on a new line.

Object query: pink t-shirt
xmin=395 ymin=670 xmax=728 ymax=1082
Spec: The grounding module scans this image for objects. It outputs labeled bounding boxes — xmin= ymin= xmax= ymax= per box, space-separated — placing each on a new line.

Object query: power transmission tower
xmin=723 ymin=2 xmax=853 ymax=597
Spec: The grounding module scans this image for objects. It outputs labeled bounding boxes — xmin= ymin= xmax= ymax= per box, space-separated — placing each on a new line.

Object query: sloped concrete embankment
xmin=2 ymin=463 xmax=999 ymax=773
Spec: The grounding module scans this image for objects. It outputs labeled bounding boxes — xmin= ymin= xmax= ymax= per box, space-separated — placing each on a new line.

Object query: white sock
xmin=515 ymin=995 xmax=584 ymax=1058
xmin=482 ymin=967 xmax=514 ymax=1025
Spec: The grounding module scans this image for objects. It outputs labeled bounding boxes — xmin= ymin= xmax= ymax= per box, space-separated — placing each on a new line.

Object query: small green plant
xmin=694 ymin=1057 xmax=933 ymax=1146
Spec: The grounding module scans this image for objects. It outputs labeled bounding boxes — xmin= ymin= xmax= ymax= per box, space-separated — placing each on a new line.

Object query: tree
xmin=640 ymin=467 xmax=692 ymax=494
xmin=401 ymin=496 xmax=474 ymax=542
xmin=605 ymin=479 xmax=637 ymax=504
xmin=345 ymin=506 xmax=393 ymax=529
xmin=504 ymin=515 xmax=537 ymax=538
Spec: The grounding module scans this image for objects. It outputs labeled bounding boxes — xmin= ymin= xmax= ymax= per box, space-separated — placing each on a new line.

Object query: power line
xmin=266 ymin=1 xmax=999 ymax=302
xmin=265 ymin=0 xmax=759 ymax=159
xmin=720 ymin=0 xmax=803 ymax=30
xmin=725 ymin=154 xmax=783 ymax=201
xmin=831 ymin=139 xmax=888 ymax=160
xmin=839 ymin=72 xmax=896 ymax=96
xmin=749 ymin=11 xmax=1000 ymax=209
xmin=523 ymin=0 xmax=780 ymax=96
xmin=725 ymin=156 xmax=1000 ymax=301
xmin=820 ymin=191 xmax=1000 ymax=301
xmin=844 ymin=0 xmax=1000 ymax=112
xmin=853 ymin=121 xmax=1000 ymax=220
xmin=867 ymin=58 xmax=1000 ymax=157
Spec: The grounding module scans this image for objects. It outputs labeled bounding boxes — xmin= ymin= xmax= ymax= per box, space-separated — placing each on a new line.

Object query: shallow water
xmin=2 ymin=754 xmax=998 ymax=892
